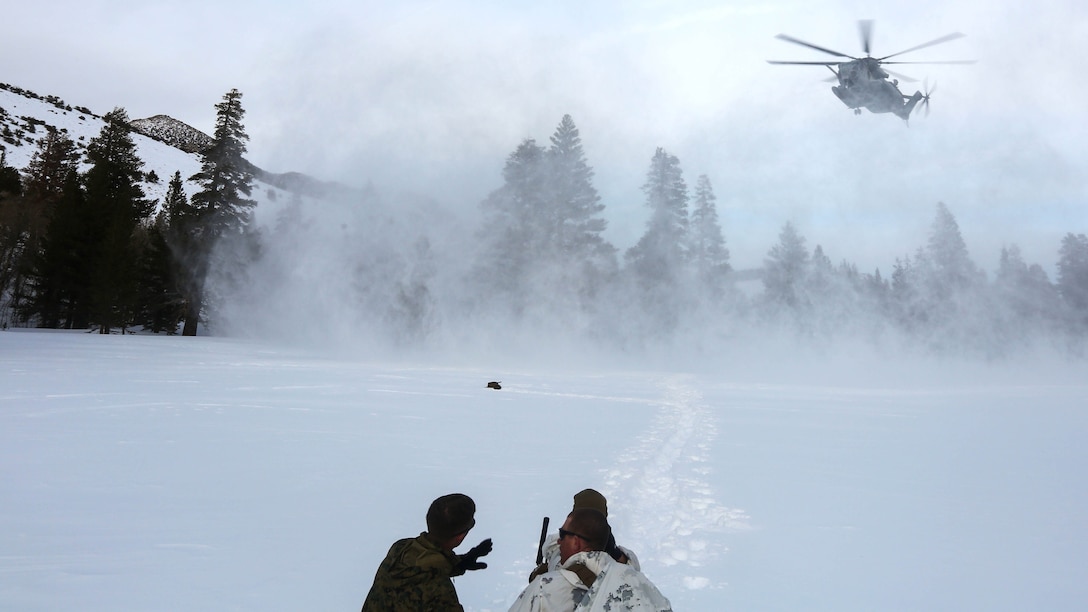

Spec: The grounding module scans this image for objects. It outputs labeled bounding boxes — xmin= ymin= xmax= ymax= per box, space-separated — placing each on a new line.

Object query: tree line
xmin=1 ymin=96 xmax=1086 ymax=358
xmin=0 ymin=89 xmax=255 ymax=335
xmin=463 ymin=115 xmax=1087 ymax=357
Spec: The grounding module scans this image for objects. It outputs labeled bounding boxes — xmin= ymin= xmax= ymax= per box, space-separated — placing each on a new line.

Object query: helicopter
xmin=768 ymin=20 xmax=974 ymax=121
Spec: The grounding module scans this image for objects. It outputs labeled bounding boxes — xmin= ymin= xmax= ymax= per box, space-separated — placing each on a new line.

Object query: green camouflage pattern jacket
xmin=361 ymin=533 xmax=467 ymax=612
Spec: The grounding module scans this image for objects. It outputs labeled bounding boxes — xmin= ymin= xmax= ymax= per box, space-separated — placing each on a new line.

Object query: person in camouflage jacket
xmin=361 ymin=493 xmax=492 ymax=612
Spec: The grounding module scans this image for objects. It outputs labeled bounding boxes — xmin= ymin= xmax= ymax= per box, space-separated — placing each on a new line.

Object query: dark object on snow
xmin=487 ymin=381 xmax=502 ymax=390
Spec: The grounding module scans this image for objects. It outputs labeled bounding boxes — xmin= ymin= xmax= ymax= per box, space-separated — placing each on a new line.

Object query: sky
xmin=2 ymin=329 xmax=1087 ymax=611
xmin=4 ymin=0 xmax=1087 ymax=274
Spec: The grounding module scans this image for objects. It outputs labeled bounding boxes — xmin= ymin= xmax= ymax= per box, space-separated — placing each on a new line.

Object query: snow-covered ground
xmin=2 ymin=329 xmax=1085 ymax=611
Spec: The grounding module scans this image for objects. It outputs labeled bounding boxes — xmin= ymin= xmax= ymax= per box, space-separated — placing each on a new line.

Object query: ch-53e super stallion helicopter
xmin=768 ymin=20 xmax=974 ymax=122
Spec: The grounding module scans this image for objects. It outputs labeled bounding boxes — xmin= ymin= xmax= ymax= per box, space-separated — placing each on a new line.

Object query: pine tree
xmin=473 ymin=117 xmax=617 ymax=328
xmin=908 ymin=203 xmax=995 ymax=354
xmin=134 ymin=213 xmax=184 ymax=333
xmin=762 ymin=221 xmax=809 ymax=310
xmin=81 ymin=108 xmax=151 ymax=333
xmin=625 ymin=147 xmax=689 ymax=286
xmin=862 ymin=267 xmax=890 ymax=318
xmin=135 ymin=171 xmax=189 ymax=333
xmin=475 ymin=138 xmax=547 ymax=307
xmin=924 ymin=201 xmax=979 ymax=299
xmin=24 ymin=171 xmax=97 ymax=328
xmin=0 ymin=150 xmax=23 ymax=196
xmin=182 ymin=89 xmax=256 ymax=335
xmin=889 ymin=255 xmax=919 ymax=329
xmin=616 ymin=148 xmax=691 ymax=336
xmin=0 ymin=151 xmax=23 ymax=326
xmin=688 ymin=174 xmax=730 ymax=293
xmin=992 ymin=244 xmax=1061 ymax=343
xmin=540 ymin=116 xmax=616 ymax=312
xmin=21 ymin=128 xmax=80 ymax=204
xmin=1056 ymin=233 xmax=1088 ymax=330
xmin=545 ymin=115 xmax=611 ymax=262
xmin=0 ymin=130 xmax=80 ymax=325
xmin=806 ymin=244 xmax=834 ymax=301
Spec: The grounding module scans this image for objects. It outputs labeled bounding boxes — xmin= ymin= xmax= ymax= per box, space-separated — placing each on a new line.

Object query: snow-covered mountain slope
xmin=1 ymin=83 xmax=205 ymax=206
xmin=0 ymin=82 xmax=358 ymax=210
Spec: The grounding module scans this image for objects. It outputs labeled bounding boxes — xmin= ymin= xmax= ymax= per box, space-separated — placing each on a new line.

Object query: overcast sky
xmin=5 ymin=0 xmax=1086 ymax=273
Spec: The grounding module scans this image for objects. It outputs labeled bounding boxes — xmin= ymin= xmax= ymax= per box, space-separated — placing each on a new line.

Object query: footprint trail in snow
xmin=601 ymin=374 xmax=750 ymax=592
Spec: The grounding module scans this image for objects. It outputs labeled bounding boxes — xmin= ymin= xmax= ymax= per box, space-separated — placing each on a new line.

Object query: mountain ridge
xmin=0 ymin=82 xmax=363 ymax=203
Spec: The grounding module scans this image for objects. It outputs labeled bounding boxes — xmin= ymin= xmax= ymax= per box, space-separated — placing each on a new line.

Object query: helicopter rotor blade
xmin=774 ymin=34 xmax=857 ymax=59
xmin=878 ymin=32 xmax=966 ymax=61
xmin=859 ymin=20 xmax=874 ymax=56
xmin=880 ymin=60 xmax=977 ymax=65
xmin=767 ymin=60 xmax=843 ymax=65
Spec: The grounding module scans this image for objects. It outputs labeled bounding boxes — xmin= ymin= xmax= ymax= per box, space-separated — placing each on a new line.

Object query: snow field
xmin=2 ymin=330 xmax=1087 ymax=611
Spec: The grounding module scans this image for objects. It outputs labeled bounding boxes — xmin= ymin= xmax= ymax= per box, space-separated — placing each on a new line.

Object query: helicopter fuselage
xmin=831 ymin=58 xmax=923 ymax=120
xmin=768 ymin=22 xmax=970 ymax=122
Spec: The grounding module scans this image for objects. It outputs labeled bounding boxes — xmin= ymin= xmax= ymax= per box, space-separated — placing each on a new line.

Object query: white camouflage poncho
xmin=509 ymin=551 xmax=671 ymax=612
xmin=539 ymin=533 xmax=641 ymax=573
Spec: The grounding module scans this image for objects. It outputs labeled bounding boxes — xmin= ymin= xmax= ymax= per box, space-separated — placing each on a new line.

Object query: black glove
xmin=457 ymin=538 xmax=493 ymax=571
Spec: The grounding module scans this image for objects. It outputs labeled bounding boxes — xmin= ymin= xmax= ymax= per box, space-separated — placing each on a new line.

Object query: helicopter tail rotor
xmin=920 ymin=80 xmax=936 ymax=116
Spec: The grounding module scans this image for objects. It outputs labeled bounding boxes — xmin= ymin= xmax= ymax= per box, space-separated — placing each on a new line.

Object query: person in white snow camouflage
xmin=529 ymin=489 xmax=640 ymax=583
xmin=509 ymin=508 xmax=671 ymax=612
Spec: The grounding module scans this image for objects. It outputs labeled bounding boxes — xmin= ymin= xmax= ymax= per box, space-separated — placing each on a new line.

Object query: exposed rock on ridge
xmin=129 ymin=114 xmax=213 ymax=154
